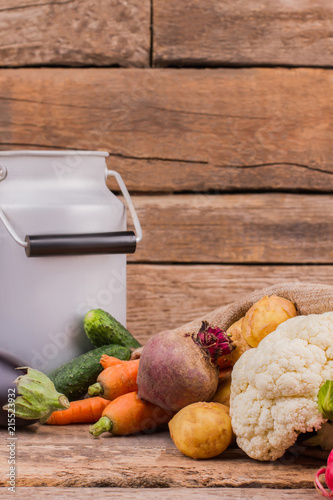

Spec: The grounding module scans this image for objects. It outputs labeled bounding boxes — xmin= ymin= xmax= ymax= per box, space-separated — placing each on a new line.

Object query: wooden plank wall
xmin=0 ymin=1 xmax=332 ymax=343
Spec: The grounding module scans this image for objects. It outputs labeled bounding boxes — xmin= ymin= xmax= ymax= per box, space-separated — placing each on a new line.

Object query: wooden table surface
xmin=0 ymin=423 xmax=325 ymax=498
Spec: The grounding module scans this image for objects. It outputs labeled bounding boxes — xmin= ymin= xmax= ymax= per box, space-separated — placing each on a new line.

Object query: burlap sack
xmin=172 ymin=281 xmax=333 ymax=336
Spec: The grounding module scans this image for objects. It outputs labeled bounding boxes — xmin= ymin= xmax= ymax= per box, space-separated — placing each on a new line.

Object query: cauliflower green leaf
xmin=318 ymin=380 xmax=333 ymax=421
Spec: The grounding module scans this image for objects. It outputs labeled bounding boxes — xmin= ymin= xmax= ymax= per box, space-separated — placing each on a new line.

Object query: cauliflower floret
xmin=230 ymin=311 xmax=333 ymax=461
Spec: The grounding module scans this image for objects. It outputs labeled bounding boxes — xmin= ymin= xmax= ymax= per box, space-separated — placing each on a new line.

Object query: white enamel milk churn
xmin=0 ymin=151 xmax=142 ymax=372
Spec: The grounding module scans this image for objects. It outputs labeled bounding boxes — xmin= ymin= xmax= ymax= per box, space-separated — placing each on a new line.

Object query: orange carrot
xmin=88 ymin=359 xmax=140 ymax=400
xmin=46 ymin=397 xmax=110 ymax=425
xmin=100 ymin=354 xmax=127 ymax=370
xmin=89 ymin=391 xmax=173 ymax=437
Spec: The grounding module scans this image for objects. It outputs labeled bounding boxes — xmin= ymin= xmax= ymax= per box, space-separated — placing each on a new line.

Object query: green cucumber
xmin=83 ymin=309 xmax=141 ymax=349
xmin=47 ymin=344 xmax=130 ymax=401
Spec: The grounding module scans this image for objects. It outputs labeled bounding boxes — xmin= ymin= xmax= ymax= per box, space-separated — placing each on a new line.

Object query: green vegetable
xmin=83 ymin=309 xmax=141 ymax=349
xmin=303 ymin=381 xmax=333 ymax=451
xmin=318 ymin=380 xmax=333 ymax=420
xmin=3 ymin=368 xmax=69 ymax=423
xmin=48 ymin=344 xmax=131 ymax=401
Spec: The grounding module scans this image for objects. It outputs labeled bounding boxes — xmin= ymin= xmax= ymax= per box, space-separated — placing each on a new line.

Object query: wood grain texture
xmin=127 ymin=265 xmax=333 ymax=342
xmin=0 ymin=68 xmax=332 ymax=192
xmin=3 ymin=487 xmax=321 ymax=499
xmin=126 ymin=194 xmax=333 ymax=264
xmin=0 ymin=426 xmax=324 ymax=488
xmin=0 ymin=1 xmax=150 ymax=67
xmin=154 ymin=0 xmax=333 ymax=68
xmin=107 ymin=159 xmax=333 ymax=194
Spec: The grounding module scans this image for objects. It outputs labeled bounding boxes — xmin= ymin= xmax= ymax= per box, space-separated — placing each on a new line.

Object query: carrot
xmin=88 ymin=359 xmax=140 ymax=400
xmin=46 ymin=397 xmax=110 ymax=425
xmin=89 ymin=391 xmax=173 ymax=437
xmin=100 ymin=354 xmax=127 ymax=370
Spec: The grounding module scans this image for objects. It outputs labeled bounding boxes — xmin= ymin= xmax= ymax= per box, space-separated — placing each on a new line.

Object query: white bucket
xmin=0 ymin=151 xmax=142 ymax=372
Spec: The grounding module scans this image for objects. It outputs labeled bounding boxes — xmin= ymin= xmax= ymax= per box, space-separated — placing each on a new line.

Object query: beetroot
xmin=137 ymin=321 xmax=235 ymax=412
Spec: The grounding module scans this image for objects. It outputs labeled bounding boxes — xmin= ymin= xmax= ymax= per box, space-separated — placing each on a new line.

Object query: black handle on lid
xmin=25 ymin=231 xmax=137 ymax=257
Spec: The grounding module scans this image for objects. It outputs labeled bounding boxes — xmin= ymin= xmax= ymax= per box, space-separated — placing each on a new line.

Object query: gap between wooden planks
xmin=0 ymin=68 xmax=332 ymax=192
xmin=127 ymin=265 xmax=333 ymax=342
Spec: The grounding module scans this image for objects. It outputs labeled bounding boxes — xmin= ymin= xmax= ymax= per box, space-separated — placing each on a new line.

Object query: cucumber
xmin=83 ymin=309 xmax=141 ymax=349
xmin=47 ymin=344 xmax=130 ymax=401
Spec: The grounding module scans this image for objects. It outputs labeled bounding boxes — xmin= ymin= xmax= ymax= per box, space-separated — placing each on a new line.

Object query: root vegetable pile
xmin=5 ymin=295 xmax=333 ymax=491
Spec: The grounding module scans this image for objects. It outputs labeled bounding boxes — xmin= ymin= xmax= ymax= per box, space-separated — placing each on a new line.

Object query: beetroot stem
xmin=191 ymin=321 xmax=235 ymax=364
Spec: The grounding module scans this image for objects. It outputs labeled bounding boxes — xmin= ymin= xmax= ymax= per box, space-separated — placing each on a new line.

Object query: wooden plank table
xmin=0 ymin=488 xmax=321 ymax=499
xmin=0 ymin=423 xmax=325 ymax=498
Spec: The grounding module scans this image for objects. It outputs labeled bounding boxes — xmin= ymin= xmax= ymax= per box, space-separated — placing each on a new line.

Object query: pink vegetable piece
xmin=315 ymin=450 xmax=333 ymax=497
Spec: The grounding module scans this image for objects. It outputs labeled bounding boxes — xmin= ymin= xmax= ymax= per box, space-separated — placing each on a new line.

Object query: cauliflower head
xmin=230 ymin=312 xmax=333 ymax=461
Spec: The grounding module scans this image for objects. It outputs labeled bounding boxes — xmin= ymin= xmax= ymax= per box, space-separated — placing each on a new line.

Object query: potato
xmin=241 ymin=295 xmax=297 ymax=347
xmin=212 ymin=372 xmax=232 ymax=407
xmin=168 ymin=402 xmax=232 ymax=459
xmin=217 ymin=317 xmax=251 ymax=370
